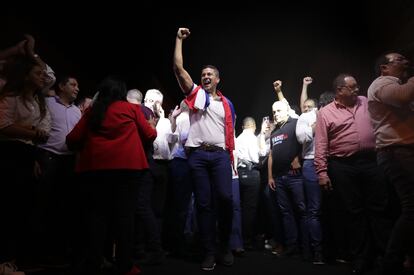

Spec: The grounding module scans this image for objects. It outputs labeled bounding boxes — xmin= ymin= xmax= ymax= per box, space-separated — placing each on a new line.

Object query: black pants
xmin=0 ymin=141 xmax=36 ymax=262
xmin=377 ymin=147 xmax=414 ymax=274
xmin=79 ymin=170 xmax=142 ymax=275
xmin=328 ymin=152 xmax=393 ymax=265
xmin=33 ymin=149 xmax=78 ymax=259
xmin=238 ymin=167 xmax=261 ymax=243
xmin=134 ymin=170 xmax=163 ymax=254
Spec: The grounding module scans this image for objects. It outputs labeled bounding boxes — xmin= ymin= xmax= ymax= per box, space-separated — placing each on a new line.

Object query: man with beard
xmin=173 ymin=27 xmax=236 ymax=271
xmin=315 ymin=74 xmax=392 ymax=274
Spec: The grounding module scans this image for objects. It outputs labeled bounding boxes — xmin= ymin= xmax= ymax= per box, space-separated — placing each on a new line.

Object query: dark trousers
xmin=260 ymin=162 xmax=284 ymax=245
xmin=377 ymin=146 xmax=414 ymax=275
xmin=302 ymin=159 xmax=323 ymax=252
xmin=150 ymin=159 xmax=170 ymax=233
xmin=0 ymin=141 xmax=36 ymax=262
xmin=321 ymin=182 xmax=350 ymax=262
xmin=168 ymin=157 xmax=193 ymax=254
xmin=274 ymin=173 xmax=307 ymax=250
xmin=134 ymin=170 xmax=162 ymax=254
xmin=33 ymin=149 xmax=78 ymax=258
xmin=238 ymin=167 xmax=261 ymax=244
xmin=80 ymin=170 xmax=141 ymax=275
xmin=230 ymin=177 xmax=243 ymax=250
xmin=188 ymin=149 xmax=233 ymax=256
xmin=328 ymin=152 xmax=392 ymax=266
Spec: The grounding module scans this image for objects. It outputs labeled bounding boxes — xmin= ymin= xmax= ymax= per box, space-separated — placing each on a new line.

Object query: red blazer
xmin=66 ymin=101 xmax=157 ymax=172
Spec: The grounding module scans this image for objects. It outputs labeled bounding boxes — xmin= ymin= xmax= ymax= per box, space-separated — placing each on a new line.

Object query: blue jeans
xmin=302 ymin=159 xmax=322 ymax=251
xmin=275 ymin=173 xmax=307 ymax=249
xmin=230 ymin=178 xmax=243 ymax=250
xmin=188 ymin=149 xmax=233 ymax=255
xmin=266 ymin=185 xmax=285 ymax=245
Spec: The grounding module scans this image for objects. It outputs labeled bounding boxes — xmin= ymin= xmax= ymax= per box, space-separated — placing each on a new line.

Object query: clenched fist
xmin=177 ymin=28 xmax=191 ymax=39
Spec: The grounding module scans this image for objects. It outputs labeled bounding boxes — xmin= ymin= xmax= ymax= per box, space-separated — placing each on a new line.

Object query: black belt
xmin=238 ymin=160 xmax=259 ymax=171
xmin=329 ymin=150 xmax=376 ymax=162
xmin=195 ymin=143 xmax=225 ymax=152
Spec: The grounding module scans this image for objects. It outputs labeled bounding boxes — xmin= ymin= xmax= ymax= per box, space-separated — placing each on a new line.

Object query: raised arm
xmin=0 ymin=39 xmax=26 ymax=60
xmin=169 ymin=105 xmax=182 ymax=133
xmin=375 ymin=76 xmax=414 ymax=107
xmin=273 ymin=80 xmax=299 ymax=118
xmin=24 ymin=34 xmax=46 ymax=70
xmin=273 ymin=80 xmax=285 ymax=101
xmin=173 ymin=28 xmax=194 ymax=95
xmin=24 ymin=34 xmax=56 ymax=91
xmin=300 ymin=76 xmax=313 ymax=113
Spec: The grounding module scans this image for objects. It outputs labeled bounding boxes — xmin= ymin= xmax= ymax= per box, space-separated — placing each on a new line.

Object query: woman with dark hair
xmin=66 ymin=76 xmax=157 ymax=275
xmin=0 ymin=56 xmax=51 ymax=272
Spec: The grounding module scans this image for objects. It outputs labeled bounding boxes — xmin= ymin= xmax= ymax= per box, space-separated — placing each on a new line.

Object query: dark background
xmin=2 ymin=2 xmax=414 ymax=133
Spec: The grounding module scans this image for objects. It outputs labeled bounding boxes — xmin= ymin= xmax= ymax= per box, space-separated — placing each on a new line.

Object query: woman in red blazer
xmin=67 ymin=76 xmax=156 ymax=275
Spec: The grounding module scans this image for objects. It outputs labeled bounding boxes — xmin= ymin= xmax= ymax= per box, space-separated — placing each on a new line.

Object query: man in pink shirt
xmin=315 ymin=73 xmax=391 ymax=274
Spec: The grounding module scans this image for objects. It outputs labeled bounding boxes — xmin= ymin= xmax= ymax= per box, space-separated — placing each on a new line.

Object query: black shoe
xmin=138 ymin=250 xmax=166 ymax=266
xmin=279 ymin=246 xmax=299 ymax=258
xmin=201 ymin=255 xmax=216 ymax=271
xmin=302 ymin=251 xmax=312 ymax=262
xmin=312 ymin=251 xmax=326 ymax=265
xmin=218 ymin=250 xmax=234 ymax=266
xmin=335 ymin=250 xmax=351 ymax=264
xmin=352 ymin=260 xmax=370 ymax=275
xmin=232 ymin=249 xmax=245 ymax=257
xmin=244 ymin=240 xmax=255 ymax=251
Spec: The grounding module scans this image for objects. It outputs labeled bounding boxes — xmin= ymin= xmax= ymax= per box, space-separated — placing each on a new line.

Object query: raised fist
xmin=273 ymin=80 xmax=282 ymax=91
xmin=303 ymin=76 xmax=313 ymax=85
xmin=177 ymin=28 xmax=191 ymax=39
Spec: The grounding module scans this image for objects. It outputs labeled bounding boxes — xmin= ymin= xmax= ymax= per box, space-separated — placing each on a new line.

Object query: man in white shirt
xmin=142 ymin=89 xmax=172 ymax=263
xmin=173 ymin=27 xmax=236 ymax=271
xmin=236 ymin=117 xmax=267 ymax=250
xmin=167 ymin=100 xmax=193 ymax=257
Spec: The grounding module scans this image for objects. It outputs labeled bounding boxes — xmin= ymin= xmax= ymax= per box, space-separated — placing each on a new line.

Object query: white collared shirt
xmin=153 ymin=117 xmax=173 ymax=160
xmin=236 ymin=129 xmax=265 ymax=166
xmin=296 ymin=109 xmax=317 ymax=159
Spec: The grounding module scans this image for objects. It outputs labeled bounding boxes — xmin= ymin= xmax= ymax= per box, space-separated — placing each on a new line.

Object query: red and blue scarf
xmin=185 ymin=85 xmax=236 ymax=159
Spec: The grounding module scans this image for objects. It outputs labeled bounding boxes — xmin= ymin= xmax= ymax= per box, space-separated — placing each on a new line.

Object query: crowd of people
xmin=0 ymin=29 xmax=413 ymax=275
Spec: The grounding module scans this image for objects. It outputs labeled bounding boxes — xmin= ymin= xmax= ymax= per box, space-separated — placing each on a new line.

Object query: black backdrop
xmin=3 ymin=2 xmax=414 ymax=134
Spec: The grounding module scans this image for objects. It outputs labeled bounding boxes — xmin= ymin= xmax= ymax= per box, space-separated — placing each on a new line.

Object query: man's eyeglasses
xmin=340 ymin=85 xmax=360 ymax=92
xmin=387 ymin=56 xmax=407 ymax=64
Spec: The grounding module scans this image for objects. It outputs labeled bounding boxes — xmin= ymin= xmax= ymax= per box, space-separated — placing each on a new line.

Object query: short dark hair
xmin=201 ymin=65 xmax=220 ymax=78
xmin=374 ymin=51 xmax=394 ymax=77
xmin=56 ymin=75 xmax=77 ymax=94
xmin=332 ymin=73 xmax=352 ymax=91
xmin=318 ymin=91 xmax=335 ymax=108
